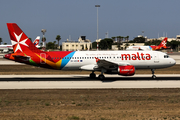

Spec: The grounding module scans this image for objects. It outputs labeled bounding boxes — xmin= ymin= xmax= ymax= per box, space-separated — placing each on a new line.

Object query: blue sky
xmin=1 ymin=0 xmax=180 ymax=44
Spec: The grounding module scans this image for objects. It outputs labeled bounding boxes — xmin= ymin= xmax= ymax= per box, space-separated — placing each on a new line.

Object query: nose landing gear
xmin=151 ymin=69 xmax=156 ymax=79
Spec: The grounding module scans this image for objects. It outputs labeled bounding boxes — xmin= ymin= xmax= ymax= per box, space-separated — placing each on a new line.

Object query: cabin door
xmin=154 ymin=53 xmax=159 ymax=63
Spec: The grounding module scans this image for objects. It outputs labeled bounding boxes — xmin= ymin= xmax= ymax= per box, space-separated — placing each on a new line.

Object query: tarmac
xmin=0 ymin=74 xmax=180 ymax=89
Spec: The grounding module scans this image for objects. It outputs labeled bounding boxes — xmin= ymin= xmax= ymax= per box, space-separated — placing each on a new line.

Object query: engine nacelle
xmin=118 ymin=65 xmax=135 ymax=76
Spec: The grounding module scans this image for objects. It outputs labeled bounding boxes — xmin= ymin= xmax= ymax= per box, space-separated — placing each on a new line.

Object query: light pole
xmin=142 ymin=31 xmax=144 ymax=37
xmin=41 ymin=29 xmax=46 ymax=51
xmin=95 ymin=5 xmax=100 ymax=50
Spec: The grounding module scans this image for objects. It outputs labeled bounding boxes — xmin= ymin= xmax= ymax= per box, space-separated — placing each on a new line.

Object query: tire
xmin=152 ymin=75 xmax=156 ymax=79
xmin=90 ymin=73 xmax=96 ymax=78
xmin=98 ymin=74 xmax=105 ymax=80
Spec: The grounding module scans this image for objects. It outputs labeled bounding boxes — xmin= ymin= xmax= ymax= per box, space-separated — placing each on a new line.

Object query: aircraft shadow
xmin=0 ymin=76 xmax=180 ymax=82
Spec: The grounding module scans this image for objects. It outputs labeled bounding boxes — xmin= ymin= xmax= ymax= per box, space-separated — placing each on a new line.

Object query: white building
xmin=112 ymin=43 xmax=144 ymax=50
xmin=95 ymin=38 xmax=102 ymax=42
xmin=147 ymin=37 xmax=176 ymax=42
xmin=62 ymin=36 xmax=92 ymax=51
xmin=176 ymin=35 xmax=180 ymax=41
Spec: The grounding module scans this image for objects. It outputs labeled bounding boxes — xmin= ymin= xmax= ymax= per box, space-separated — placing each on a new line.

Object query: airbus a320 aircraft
xmin=126 ymin=37 xmax=169 ymax=51
xmin=4 ymin=23 xmax=176 ymax=79
xmin=33 ymin=36 xmax=40 ymax=48
xmin=150 ymin=37 xmax=169 ymax=50
xmin=0 ymin=36 xmax=40 ymax=53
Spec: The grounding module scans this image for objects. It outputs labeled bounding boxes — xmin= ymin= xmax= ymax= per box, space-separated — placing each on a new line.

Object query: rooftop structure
xmin=62 ymin=36 xmax=92 ymax=51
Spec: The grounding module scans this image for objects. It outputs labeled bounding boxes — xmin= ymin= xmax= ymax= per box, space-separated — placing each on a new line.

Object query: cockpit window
xmin=164 ymin=55 xmax=169 ymax=58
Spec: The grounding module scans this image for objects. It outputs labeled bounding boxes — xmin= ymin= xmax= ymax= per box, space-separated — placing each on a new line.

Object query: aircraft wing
xmin=96 ymin=59 xmax=131 ymax=70
xmin=80 ymin=58 xmax=131 ymax=71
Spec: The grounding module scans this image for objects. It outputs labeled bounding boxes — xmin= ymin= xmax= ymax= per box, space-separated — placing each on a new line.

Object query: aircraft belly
xmin=130 ymin=60 xmax=154 ymax=69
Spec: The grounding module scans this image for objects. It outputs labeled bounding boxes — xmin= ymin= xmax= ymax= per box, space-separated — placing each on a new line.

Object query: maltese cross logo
xmin=162 ymin=41 xmax=166 ymax=46
xmin=11 ymin=32 xmax=29 ymax=52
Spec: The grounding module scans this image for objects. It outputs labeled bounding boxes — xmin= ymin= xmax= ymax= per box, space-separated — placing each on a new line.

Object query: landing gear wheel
xmin=151 ymin=69 xmax=156 ymax=79
xmin=98 ymin=74 xmax=105 ymax=80
xmin=90 ymin=72 xmax=96 ymax=79
xmin=152 ymin=75 xmax=156 ymax=79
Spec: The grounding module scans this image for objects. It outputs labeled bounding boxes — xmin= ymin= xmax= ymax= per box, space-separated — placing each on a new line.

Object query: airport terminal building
xmin=62 ymin=36 xmax=92 ymax=51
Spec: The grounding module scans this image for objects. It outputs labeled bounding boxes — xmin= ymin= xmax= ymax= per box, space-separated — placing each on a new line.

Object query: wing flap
xmin=97 ymin=59 xmax=131 ymax=70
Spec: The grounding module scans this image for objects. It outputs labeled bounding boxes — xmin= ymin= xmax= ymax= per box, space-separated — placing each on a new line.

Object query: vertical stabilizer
xmin=159 ymin=37 xmax=167 ymax=47
xmin=7 ymin=23 xmax=41 ymax=53
xmin=33 ymin=36 xmax=40 ymax=47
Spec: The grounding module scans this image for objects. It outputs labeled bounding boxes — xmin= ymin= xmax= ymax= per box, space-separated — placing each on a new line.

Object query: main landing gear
xmin=90 ymin=71 xmax=96 ymax=79
xmin=98 ymin=68 xmax=106 ymax=80
xmin=98 ymin=74 xmax=105 ymax=80
xmin=151 ymin=69 xmax=156 ymax=79
xmin=89 ymin=69 xmax=106 ymax=80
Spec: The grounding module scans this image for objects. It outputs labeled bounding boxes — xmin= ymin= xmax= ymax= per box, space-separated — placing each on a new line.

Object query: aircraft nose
xmin=4 ymin=53 xmax=11 ymax=59
xmin=170 ymin=58 xmax=176 ymax=65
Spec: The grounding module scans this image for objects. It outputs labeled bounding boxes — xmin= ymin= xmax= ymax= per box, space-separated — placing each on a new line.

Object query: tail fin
xmin=159 ymin=37 xmax=167 ymax=47
xmin=7 ymin=23 xmax=41 ymax=53
xmin=33 ymin=36 xmax=40 ymax=47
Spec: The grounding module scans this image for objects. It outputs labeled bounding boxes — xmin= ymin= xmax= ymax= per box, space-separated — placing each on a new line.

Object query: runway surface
xmin=0 ymin=74 xmax=180 ymax=89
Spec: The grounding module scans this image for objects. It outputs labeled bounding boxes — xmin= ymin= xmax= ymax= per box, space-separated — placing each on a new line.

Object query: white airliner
xmin=4 ymin=23 xmax=176 ymax=80
xmin=126 ymin=46 xmax=152 ymax=51
xmin=126 ymin=37 xmax=168 ymax=51
xmin=0 ymin=36 xmax=40 ymax=53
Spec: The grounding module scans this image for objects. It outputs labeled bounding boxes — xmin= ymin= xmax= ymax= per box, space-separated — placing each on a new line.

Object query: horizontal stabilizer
xmin=12 ymin=55 xmax=30 ymax=58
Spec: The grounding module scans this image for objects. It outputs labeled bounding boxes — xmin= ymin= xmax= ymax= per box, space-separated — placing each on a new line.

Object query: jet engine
xmin=118 ymin=65 xmax=135 ymax=76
